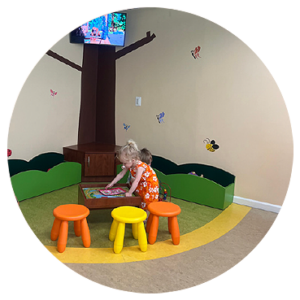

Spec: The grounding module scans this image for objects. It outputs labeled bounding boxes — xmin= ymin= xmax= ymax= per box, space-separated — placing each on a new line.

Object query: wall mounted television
xmin=70 ymin=13 xmax=127 ymax=46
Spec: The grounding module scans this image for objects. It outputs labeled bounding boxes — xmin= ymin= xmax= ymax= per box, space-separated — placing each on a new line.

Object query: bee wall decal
xmin=156 ymin=112 xmax=165 ymax=123
xmin=50 ymin=89 xmax=57 ymax=97
xmin=203 ymin=138 xmax=219 ymax=152
xmin=123 ymin=123 xmax=130 ymax=131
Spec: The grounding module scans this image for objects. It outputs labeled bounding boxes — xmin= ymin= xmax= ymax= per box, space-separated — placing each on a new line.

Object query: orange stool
xmin=50 ymin=204 xmax=91 ymax=253
xmin=146 ymin=202 xmax=181 ymax=245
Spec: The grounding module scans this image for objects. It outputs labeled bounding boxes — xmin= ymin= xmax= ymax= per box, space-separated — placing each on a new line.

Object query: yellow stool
xmin=109 ymin=206 xmax=147 ymax=254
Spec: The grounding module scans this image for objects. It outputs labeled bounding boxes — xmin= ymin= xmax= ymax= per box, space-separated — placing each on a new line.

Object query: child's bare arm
xmin=126 ymin=167 xmax=144 ymax=196
xmin=106 ymin=168 xmax=128 ymax=188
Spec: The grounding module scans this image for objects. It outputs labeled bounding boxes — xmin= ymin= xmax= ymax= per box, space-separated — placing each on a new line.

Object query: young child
xmin=140 ymin=148 xmax=152 ymax=166
xmin=127 ymin=147 xmax=153 ymax=184
xmin=106 ymin=140 xmax=159 ymax=212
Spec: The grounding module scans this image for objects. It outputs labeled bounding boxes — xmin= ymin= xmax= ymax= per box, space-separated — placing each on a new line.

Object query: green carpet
xmin=19 ymin=183 xmax=222 ymax=248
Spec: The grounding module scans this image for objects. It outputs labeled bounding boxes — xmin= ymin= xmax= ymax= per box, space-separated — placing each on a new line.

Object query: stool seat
xmin=147 ymin=202 xmax=181 ymax=245
xmin=148 ymin=202 xmax=181 ymax=217
xmin=51 ymin=204 xmax=91 ymax=253
xmin=53 ymin=204 xmax=90 ymax=221
xmin=109 ymin=206 xmax=147 ymax=254
xmin=112 ymin=206 xmax=146 ymax=223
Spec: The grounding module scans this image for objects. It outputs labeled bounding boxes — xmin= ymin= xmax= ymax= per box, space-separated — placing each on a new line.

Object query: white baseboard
xmin=233 ymin=196 xmax=281 ymax=213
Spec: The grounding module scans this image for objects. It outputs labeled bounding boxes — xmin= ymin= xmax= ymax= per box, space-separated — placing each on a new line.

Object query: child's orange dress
xmin=130 ymin=161 xmax=159 ymax=209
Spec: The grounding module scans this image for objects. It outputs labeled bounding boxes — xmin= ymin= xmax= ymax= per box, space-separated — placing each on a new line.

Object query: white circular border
xmin=0 ymin=0 xmax=300 ymax=299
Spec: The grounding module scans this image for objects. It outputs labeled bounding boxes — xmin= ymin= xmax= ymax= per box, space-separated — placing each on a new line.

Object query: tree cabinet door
xmin=84 ymin=153 xmax=115 ymax=176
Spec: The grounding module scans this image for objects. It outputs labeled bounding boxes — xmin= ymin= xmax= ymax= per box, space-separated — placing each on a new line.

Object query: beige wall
xmin=7 ymin=8 xmax=293 ymax=206
xmin=8 ymin=35 xmax=83 ymax=161
xmin=115 ymin=8 xmax=293 ymax=206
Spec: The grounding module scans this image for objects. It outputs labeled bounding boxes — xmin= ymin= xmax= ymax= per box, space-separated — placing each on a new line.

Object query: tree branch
xmin=115 ymin=31 xmax=156 ymax=60
xmin=46 ymin=50 xmax=82 ymax=71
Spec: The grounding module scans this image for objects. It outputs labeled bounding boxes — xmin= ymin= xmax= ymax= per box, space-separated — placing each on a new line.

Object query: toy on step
xmin=163 ymin=189 xmax=167 ymax=201
xmin=188 ymin=171 xmax=204 ymax=178
xmin=188 ymin=171 xmax=198 ymax=176
xmin=158 ymin=182 xmax=172 ymax=202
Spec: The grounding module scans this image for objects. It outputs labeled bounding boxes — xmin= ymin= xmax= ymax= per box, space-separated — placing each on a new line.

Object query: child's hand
xmin=106 ymin=183 xmax=113 ymax=189
xmin=125 ymin=192 xmax=132 ymax=197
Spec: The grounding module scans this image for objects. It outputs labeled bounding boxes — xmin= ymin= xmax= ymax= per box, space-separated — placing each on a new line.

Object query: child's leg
xmin=143 ymin=209 xmax=150 ymax=225
xmin=126 ymin=173 xmax=132 ymax=184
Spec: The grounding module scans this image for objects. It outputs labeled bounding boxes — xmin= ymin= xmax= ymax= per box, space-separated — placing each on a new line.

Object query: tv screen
xmin=70 ymin=13 xmax=126 ymax=46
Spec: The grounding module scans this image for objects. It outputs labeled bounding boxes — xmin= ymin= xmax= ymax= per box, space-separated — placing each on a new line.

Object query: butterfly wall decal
xmin=191 ymin=46 xmax=201 ymax=59
xmin=156 ymin=112 xmax=165 ymax=123
xmin=50 ymin=89 xmax=57 ymax=97
xmin=123 ymin=123 xmax=130 ymax=131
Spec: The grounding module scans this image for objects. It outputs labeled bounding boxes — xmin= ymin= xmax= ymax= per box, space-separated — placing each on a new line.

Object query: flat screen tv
xmin=70 ymin=12 xmax=126 ymax=46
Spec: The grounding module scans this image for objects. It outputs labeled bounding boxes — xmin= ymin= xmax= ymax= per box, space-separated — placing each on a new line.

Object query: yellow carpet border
xmin=45 ymin=204 xmax=251 ymax=264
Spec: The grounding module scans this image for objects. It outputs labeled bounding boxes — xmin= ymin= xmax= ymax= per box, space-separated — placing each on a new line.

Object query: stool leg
xmin=168 ymin=217 xmax=172 ymax=234
xmin=114 ymin=222 xmax=125 ymax=254
xmin=148 ymin=215 xmax=159 ymax=244
xmin=109 ymin=219 xmax=119 ymax=241
xmin=57 ymin=221 xmax=68 ymax=253
xmin=146 ymin=213 xmax=153 ymax=233
xmin=51 ymin=218 xmax=61 ymax=241
xmin=137 ymin=222 xmax=147 ymax=252
xmin=74 ymin=220 xmax=81 ymax=237
xmin=170 ymin=216 xmax=180 ymax=245
xmin=81 ymin=218 xmax=91 ymax=248
xmin=132 ymin=223 xmax=138 ymax=239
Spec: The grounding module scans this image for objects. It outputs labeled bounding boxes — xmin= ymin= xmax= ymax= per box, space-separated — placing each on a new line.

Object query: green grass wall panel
xmin=11 ymin=162 xmax=81 ymax=201
xmin=154 ymin=169 xmax=230 ymax=209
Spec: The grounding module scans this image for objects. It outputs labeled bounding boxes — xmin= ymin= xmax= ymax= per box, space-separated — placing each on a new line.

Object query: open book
xmin=99 ymin=187 xmax=126 ymax=196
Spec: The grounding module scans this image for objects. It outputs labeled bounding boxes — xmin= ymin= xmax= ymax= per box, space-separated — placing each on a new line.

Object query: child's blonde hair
xmin=117 ymin=139 xmax=140 ymax=161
